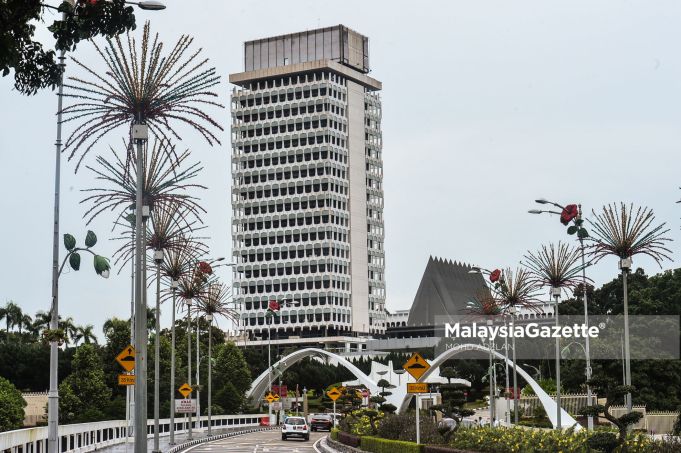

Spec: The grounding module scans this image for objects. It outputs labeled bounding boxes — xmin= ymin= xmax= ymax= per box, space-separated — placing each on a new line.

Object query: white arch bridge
xmin=246 ymin=346 xmax=580 ymax=430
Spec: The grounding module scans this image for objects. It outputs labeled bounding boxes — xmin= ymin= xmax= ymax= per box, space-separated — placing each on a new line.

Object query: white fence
xmin=0 ymin=414 xmax=265 ymax=453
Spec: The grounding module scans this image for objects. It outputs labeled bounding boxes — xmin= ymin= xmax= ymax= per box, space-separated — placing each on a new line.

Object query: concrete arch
xmin=246 ymin=347 xmax=380 ymax=402
xmin=396 ymin=343 xmax=580 ymax=430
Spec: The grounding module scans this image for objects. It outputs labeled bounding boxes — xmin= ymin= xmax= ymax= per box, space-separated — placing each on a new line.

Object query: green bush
xmin=0 ymin=376 xmax=26 ymax=431
xmin=361 ymin=436 xmax=423 ymax=453
xmin=330 ymin=427 xmax=339 ymax=441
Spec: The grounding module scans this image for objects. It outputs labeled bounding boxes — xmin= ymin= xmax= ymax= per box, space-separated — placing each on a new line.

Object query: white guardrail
xmin=0 ymin=414 xmax=266 ymax=453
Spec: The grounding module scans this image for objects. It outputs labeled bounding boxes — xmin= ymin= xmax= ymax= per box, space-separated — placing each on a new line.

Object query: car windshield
xmin=312 ymin=414 xmax=331 ymax=420
xmin=286 ymin=417 xmax=305 ymax=425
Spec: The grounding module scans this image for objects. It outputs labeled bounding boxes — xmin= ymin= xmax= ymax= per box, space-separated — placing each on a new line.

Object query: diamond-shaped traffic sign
xmin=265 ymin=393 xmax=275 ymax=403
xmin=178 ymin=383 xmax=192 ymax=398
xmin=115 ymin=345 xmax=136 ymax=372
xmin=327 ymin=387 xmax=341 ymax=401
xmin=403 ymin=352 xmax=430 ymax=381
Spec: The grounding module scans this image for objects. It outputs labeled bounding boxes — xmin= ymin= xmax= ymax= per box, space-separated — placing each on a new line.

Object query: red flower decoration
xmin=197 ymin=261 xmax=213 ymax=275
xmin=489 ymin=269 xmax=501 ymax=283
xmin=560 ymin=204 xmax=579 ymax=225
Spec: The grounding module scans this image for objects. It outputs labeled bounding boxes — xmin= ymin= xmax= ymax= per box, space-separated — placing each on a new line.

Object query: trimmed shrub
xmin=337 ymin=430 xmax=361 ymax=448
xmin=361 ymin=436 xmax=422 ymax=453
xmin=330 ymin=427 xmax=339 ymax=441
xmin=423 ymin=446 xmax=475 ymax=453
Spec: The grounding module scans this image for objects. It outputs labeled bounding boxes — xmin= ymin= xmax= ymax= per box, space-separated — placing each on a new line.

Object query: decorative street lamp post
xmin=529 ymin=199 xmax=594 ymax=429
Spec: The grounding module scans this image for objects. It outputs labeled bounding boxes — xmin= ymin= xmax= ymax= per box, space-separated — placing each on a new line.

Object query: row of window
xmin=234 ymin=213 xmax=349 ymax=233
xmin=241 ymin=198 xmax=348 ymax=217
xmin=236 ymin=133 xmax=347 ymax=154
xmin=243 ymin=262 xmax=349 ymax=279
xmin=237 ymin=85 xmax=346 ymax=109
xmin=239 ymin=118 xmax=346 ymax=140
xmin=238 ymin=229 xmax=349 ymax=246
xmin=236 ymin=181 xmax=349 ymax=202
xmin=242 ymin=296 xmax=348 ymax=311
xmin=238 ymin=278 xmax=350 ymax=294
xmin=236 ymin=148 xmax=348 ymax=168
xmin=239 ymin=71 xmax=347 ymax=91
xmin=238 ymin=166 xmax=347 ymax=186
xmin=243 ymin=312 xmax=348 ymax=325
xmin=237 ymin=245 xmax=349 ymax=263
xmin=234 ymin=102 xmax=346 ymax=124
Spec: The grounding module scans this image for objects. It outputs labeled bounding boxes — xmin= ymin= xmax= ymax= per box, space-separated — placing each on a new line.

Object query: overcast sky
xmin=1 ymin=0 xmax=680 ymax=339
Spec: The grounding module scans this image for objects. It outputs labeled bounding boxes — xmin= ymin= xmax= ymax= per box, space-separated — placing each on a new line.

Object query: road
xmin=180 ymin=429 xmax=326 ymax=452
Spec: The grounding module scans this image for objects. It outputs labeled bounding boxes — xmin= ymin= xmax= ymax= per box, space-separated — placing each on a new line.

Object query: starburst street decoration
xmin=81 ymin=139 xmax=206 ymax=225
xmin=523 ymin=242 xmax=591 ymax=295
xmin=61 ymin=21 xmax=223 ymax=170
xmin=588 ymin=203 xmax=672 ymax=266
xmin=492 ymin=267 xmax=543 ymax=313
xmin=196 ymin=282 xmax=240 ymax=325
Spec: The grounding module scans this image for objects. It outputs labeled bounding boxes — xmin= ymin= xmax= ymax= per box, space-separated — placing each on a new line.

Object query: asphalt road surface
xmin=181 ymin=429 xmax=326 ymax=452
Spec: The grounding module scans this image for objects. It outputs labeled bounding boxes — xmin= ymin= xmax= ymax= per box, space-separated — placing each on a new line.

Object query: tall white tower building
xmin=229 ymin=25 xmax=385 ymax=349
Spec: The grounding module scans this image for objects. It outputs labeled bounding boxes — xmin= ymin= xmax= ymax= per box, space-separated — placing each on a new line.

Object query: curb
xmin=166 ymin=426 xmax=276 ymax=453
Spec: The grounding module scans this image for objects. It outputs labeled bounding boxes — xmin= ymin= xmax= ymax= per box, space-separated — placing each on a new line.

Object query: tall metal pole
xmin=153 ymin=254 xmax=162 ymax=453
xmin=579 ymin=231 xmax=594 ymax=430
xmin=622 ymin=265 xmax=632 ymax=412
xmin=128 ymin=226 xmax=136 ymax=438
xmin=503 ymin=318 xmax=510 ymax=424
xmin=207 ymin=316 xmax=212 ymax=436
xmin=133 ymin=124 xmax=149 ymax=453
xmin=415 ymin=393 xmax=420 ymax=444
xmin=268 ymin=315 xmax=273 ymax=423
xmin=553 ymin=291 xmax=561 ymax=430
xmin=488 ymin=340 xmax=494 ymax=424
xmin=511 ymin=315 xmax=519 ymax=424
xmin=169 ymin=283 xmax=177 ymax=445
xmin=195 ymin=316 xmax=201 ymax=432
xmin=48 ymin=35 xmax=67 ymax=452
xmin=186 ymin=301 xmax=193 ymax=440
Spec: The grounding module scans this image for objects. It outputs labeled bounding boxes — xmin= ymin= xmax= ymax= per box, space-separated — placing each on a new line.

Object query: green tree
xmin=0 ymin=376 xmax=26 ymax=431
xmin=0 ymin=0 xmax=136 ymax=95
xmin=212 ymin=341 xmax=251 ymax=413
xmin=58 ymin=344 xmax=111 ymax=422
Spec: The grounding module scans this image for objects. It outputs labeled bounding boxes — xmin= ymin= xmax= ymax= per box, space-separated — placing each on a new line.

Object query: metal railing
xmin=0 ymin=414 xmax=265 ymax=453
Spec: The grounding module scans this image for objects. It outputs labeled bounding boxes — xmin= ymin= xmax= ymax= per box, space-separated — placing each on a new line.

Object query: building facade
xmin=229 ymin=25 xmax=386 ymax=347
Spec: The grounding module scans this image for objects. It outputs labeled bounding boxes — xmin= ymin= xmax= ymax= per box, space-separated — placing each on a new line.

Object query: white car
xmin=281 ymin=416 xmax=310 ymax=441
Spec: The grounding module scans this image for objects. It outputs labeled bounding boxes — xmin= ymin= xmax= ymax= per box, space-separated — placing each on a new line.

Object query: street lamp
xmin=266 ymin=298 xmax=298 ymax=424
xmin=529 ymin=198 xmax=594 ymax=430
xmin=47 ymin=3 xmax=165 ymax=452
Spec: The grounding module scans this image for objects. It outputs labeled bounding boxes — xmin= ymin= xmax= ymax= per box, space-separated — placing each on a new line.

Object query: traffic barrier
xmin=0 ymin=414 xmax=265 ymax=453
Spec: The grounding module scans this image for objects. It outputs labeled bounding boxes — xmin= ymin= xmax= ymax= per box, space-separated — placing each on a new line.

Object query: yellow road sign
xmin=273 ymin=394 xmax=280 ymax=402
xmin=115 ymin=345 xmax=136 ymax=372
xmin=407 ymin=383 xmax=429 ymax=394
xmin=178 ymin=383 xmax=192 ymax=398
xmin=327 ymin=387 xmax=341 ymax=401
xmin=118 ymin=374 xmax=135 ymax=386
xmin=265 ymin=393 xmax=275 ymax=403
xmin=403 ymin=352 xmax=430 ymax=381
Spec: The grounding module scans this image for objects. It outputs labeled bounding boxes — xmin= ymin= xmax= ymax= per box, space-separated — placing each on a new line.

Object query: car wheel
xmin=281 ymin=435 xmax=286 ymax=441
xmin=304 ymin=435 xmax=310 ymax=441
xmin=312 ymin=427 xmax=316 ymax=432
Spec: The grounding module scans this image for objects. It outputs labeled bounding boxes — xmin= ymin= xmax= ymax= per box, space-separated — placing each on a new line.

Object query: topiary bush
xmin=361 ymin=436 xmax=423 ymax=453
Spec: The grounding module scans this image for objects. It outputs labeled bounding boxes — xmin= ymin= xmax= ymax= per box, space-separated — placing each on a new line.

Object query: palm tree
xmin=1 ymin=302 xmax=22 ymax=334
xmin=195 ymin=281 xmax=238 ymax=435
xmin=523 ymin=242 xmax=590 ymax=430
xmin=74 ymin=325 xmax=98 ymax=346
xmin=17 ymin=313 xmax=33 ymax=337
xmin=33 ymin=310 xmax=53 ymax=334
xmin=58 ymin=317 xmax=78 ymax=346
xmin=588 ymin=203 xmax=672 ymax=412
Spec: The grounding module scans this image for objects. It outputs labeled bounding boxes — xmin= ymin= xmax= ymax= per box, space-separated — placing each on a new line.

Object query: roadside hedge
xmin=338 ymin=430 xmax=361 ymax=448
xmin=361 ymin=436 xmax=422 ymax=453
